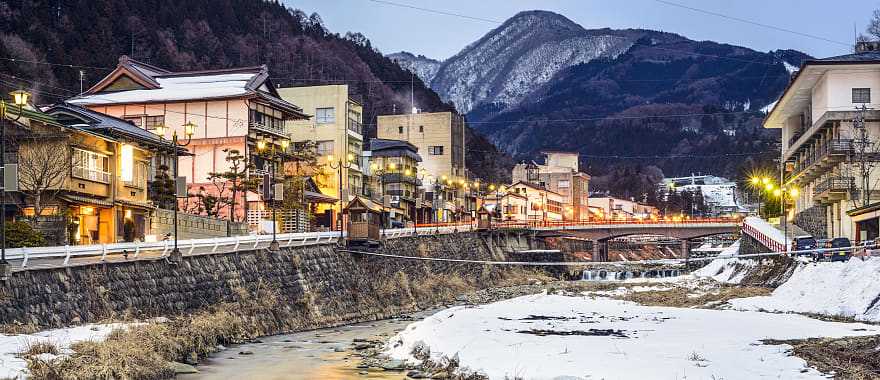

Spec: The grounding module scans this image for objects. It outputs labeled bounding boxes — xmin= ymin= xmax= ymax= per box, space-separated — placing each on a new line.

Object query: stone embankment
xmin=0 ymin=230 xmax=546 ymax=329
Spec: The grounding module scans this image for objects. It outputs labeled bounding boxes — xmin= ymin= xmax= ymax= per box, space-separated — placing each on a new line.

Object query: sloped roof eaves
xmin=46 ymin=104 xmax=166 ymax=146
xmin=4 ymin=106 xmax=63 ymax=127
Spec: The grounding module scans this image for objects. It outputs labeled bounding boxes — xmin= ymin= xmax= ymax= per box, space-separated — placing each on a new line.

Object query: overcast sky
xmin=285 ymin=0 xmax=880 ymax=60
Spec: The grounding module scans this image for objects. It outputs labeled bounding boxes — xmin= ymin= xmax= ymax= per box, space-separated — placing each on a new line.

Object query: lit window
xmin=72 ymin=148 xmax=111 ymax=183
xmin=316 ymin=108 xmax=335 ymax=124
xmin=853 ymin=88 xmax=871 ymax=104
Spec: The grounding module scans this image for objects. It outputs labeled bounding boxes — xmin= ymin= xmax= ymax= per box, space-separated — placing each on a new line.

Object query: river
xmin=179 ymin=312 xmax=434 ymax=380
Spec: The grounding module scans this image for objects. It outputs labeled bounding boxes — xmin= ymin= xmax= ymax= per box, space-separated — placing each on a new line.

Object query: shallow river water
xmin=179 ymin=312 xmax=433 ymax=380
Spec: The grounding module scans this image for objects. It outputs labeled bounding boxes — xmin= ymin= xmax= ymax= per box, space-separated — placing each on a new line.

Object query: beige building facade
xmin=377 ymin=111 xmax=467 ymax=222
xmin=512 ymin=151 xmax=590 ymax=220
xmin=765 ymin=45 xmax=880 ymax=241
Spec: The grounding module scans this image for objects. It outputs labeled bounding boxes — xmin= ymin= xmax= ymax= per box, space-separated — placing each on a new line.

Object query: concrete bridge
xmin=532 ymin=222 xmax=741 ymax=261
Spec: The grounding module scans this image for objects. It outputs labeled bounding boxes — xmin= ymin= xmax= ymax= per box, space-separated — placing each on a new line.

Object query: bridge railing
xmin=5 ymin=218 xmax=738 ymax=270
xmin=741 ymin=216 xmax=788 ymax=252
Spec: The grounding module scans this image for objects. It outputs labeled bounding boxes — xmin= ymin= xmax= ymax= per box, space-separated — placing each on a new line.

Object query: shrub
xmin=5 ymin=221 xmax=46 ymax=248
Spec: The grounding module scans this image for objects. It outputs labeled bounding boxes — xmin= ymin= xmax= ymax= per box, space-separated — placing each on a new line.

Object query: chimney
xmin=856 ymin=41 xmax=880 ymax=53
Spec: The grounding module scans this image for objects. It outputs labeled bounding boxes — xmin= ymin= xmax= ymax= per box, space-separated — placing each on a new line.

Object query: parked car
xmin=827 ymin=237 xmax=852 ymax=261
xmin=793 ymin=236 xmax=817 ymax=256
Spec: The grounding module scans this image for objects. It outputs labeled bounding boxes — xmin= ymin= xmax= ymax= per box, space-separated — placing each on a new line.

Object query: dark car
xmin=793 ymin=236 xmax=817 ymax=256
xmin=828 ymin=237 xmax=852 ymax=262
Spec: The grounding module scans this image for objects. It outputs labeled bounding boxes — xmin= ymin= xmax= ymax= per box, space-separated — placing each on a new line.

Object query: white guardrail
xmin=6 ymin=225 xmax=477 ymax=269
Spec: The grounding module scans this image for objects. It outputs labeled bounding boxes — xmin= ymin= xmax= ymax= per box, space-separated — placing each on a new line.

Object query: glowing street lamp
xmin=154 ymin=121 xmax=198 ymax=262
xmin=0 ymin=90 xmax=31 ymax=280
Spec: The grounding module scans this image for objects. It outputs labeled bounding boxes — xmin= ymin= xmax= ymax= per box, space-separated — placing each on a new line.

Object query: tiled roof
xmin=45 ymin=103 xmax=165 ymax=146
xmin=811 ymin=50 xmax=880 ymax=63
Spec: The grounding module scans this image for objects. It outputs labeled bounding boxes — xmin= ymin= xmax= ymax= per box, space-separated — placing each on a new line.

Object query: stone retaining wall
xmin=0 ymin=231 xmax=537 ymax=328
xmin=147 ymin=209 xmax=248 ymax=240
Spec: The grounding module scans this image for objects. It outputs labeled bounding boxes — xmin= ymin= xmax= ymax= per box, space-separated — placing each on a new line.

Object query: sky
xmin=285 ymin=0 xmax=880 ymax=60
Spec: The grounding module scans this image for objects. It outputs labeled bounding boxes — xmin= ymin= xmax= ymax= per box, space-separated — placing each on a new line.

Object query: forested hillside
xmin=0 ymin=0 xmax=510 ymax=182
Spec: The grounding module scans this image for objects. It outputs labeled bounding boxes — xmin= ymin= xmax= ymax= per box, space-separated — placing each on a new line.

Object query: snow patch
xmin=384 ymin=294 xmax=880 ymax=379
xmin=730 ymin=258 xmax=880 ymax=321
xmin=0 ymin=323 xmax=126 ymax=378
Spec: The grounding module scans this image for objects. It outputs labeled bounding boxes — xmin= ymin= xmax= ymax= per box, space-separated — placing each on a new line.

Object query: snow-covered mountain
xmin=428 ymin=11 xmax=635 ymax=113
xmin=387 ymin=51 xmax=442 ymax=84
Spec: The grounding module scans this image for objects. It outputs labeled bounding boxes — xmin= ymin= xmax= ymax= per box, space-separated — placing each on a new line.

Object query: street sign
xmin=3 ymin=164 xmax=17 ymax=191
xmin=273 ymin=183 xmax=284 ymax=201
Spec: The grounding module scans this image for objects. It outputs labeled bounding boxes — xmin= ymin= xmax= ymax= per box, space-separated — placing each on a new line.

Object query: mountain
xmin=387 ymin=51 xmax=442 ymax=84
xmin=0 ymin=0 xmax=510 ymax=183
xmin=390 ymin=10 xmax=813 ymax=181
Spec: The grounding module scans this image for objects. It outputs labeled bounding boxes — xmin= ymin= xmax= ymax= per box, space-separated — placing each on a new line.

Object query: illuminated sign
xmin=120 ymin=144 xmax=134 ymax=182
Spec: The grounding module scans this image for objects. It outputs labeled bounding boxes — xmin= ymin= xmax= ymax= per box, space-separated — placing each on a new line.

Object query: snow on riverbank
xmin=730 ymin=258 xmax=880 ymax=321
xmin=384 ymin=294 xmax=880 ymax=379
xmin=692 ymin=240 xmax=759 ymax=284
xmin=0 ymin=323 xmax=124 ymax=378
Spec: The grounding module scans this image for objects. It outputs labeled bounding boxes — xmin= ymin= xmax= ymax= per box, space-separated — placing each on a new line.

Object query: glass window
xmin=125 ymin=161 xmax=148 ymax=188
xmin=316 ymin=107 xmax=335 ymax=124
xmin=398 ymin=126 xmax=404 ymax=134
xmin=430 ymin=146 xmax=444 ymax=155
xmin=316 ymin=140 xmax=335 ymax=156
xmin=419 ymin=125 xmax=424 ymax=132
xmin=144 ymin=116 xmax=164 ymax=131
xmin=72 ymin=148 xmax=111 ymax=183
xmin=853 ymin=88 xmax=871 ymax=104
xmin=558 ymin=180 xmax=570 ymax=188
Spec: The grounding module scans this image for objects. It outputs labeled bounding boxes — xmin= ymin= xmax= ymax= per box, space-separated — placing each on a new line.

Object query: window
xmin=398 ymin=126 xmax=404 ymax=134
xmin=124 ymin=117 xmax=142 ymax=128
xmin=72 ymin=148 xmax=111 ymax=183
xmin=144 ymin=116 xmax=164 ymax=131
xmin=853 ymin=88 xmax=871 ymax=104
xmin=125 ymin=161 xmax=148 ymax=188
xmin=316 ymin=140 xmax=334 ymax=156
xmin=316 ymin=107 xmax=335 ymax=124
xmin=430 ymin=146 xmax=444 ymax=155
xmin=558 ymin=180 xmax=570 ymax=188
xmin=419 ymin=125 xmax=424 ymax=133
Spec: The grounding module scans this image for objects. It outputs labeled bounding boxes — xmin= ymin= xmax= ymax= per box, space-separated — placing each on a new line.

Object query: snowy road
xmin=384 ymin=293 xmax=880 ymax=380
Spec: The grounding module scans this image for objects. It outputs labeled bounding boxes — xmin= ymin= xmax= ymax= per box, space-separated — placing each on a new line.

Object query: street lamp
xmin=0 ymin=90 xmax=30 ymax=280
xmin=153 ymin=121 xmax=197 ymax=262
xmin=256 ymin=137 xmax=289 ymax=251
xmin=327 ymin=153 xmax=354 ymax=232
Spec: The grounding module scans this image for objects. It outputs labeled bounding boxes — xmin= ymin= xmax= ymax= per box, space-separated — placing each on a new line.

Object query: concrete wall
xmin=147 ymin=208 xmax=248 ymax=240
xmin=0 ymin=231 xmax=538 ymax=328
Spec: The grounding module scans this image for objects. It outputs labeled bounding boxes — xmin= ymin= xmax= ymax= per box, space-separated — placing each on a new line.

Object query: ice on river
xmin=384 ymin=293 xmax=880 ymax=379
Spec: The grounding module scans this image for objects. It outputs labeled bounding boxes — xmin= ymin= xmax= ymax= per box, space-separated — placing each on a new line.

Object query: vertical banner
xmin=120 ymin=144 xmax=134 ymax=182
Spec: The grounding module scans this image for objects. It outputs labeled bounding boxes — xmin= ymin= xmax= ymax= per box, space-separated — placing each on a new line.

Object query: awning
xmin=115 ymin=199 xmax=156 ymax=210
xmin=59 ymin=193 xmax=114 ymax=207
xmin=304 ymin=190 xmax=337 ymax=204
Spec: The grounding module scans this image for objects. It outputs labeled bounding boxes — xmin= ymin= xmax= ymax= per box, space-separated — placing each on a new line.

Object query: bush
xmin=5 ymin=221 xmax=46 ymax=248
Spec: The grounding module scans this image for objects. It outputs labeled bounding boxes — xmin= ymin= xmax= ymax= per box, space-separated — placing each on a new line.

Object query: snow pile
xmin=0 ymin=323 xmax=124 ymax=378
xmin=692 ymin=241 xmax=761 ymax=284
xmin=385 ymin=294 xmax=880 ymax=379
xmin=730 ymin=258 xmax=880 ymax=321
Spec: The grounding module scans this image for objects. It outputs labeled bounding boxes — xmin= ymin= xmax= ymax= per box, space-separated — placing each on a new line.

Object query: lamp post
xmin=0 ymin=90 xmax=30 ymax=280
xmin=415 ymin=169 xmax=427 ymax=234
xmin=328 ymin=153 xmax=354 ymax=232
xmin=257 ymin=137 xmax=290 ymax=251
xmin=154 ymin=121 xmax=196 ymax=263
xmin=774 ymin=186 xmax=799 ymax=252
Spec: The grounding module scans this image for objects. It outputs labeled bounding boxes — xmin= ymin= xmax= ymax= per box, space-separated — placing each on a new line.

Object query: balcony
xmin=380 ymin=173 xmax=422 ymax=186
xmin=249 ymin=121 xmax=285 ymax=137
xmin=813 ymin=176 xmax=854 ymax=204
xmin=789 ymin=139 xmax=853 ymax=183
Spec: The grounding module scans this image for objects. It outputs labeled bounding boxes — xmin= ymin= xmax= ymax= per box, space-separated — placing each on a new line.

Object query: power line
xmin=0 ymin=56 xmax=114 ymax=71
xmin=653 ymin=0 xmax=851 ymax=47
xmin=366 ymin=0 xmax=503 ymax=24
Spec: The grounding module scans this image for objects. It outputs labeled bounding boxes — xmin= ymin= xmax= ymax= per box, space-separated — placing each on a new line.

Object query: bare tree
xmin=16 ymin=132 xmax=74 ymax=218
xmin=846 ymin=105 xmax=880 ymax=208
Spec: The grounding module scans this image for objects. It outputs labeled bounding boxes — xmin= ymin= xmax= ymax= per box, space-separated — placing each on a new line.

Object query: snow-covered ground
xmin=385 ymin=294 xmax=880 ymax=379
xmin=0 ymin=323 xmax=124 ymax=379
xmin=692 ymin=240 xmax=765 ymax=284
xmin=730 ymin=258 xmax=880 ymax=321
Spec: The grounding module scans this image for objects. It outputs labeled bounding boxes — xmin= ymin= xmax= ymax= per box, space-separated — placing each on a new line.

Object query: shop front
xmin=848 ymin=203 xmax=880 ymax=243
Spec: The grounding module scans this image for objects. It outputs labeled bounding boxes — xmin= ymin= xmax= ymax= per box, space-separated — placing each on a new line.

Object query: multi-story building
xmin=366 ymin=138 xmax=423 ymax=226
xmin=508 ymin=181 xmax=565 ymax=222
xmin=764 ymin=43 xmax=880 ymax=241
xmin=482 ymin=191 xmax=528 ymax=221
xmin=8 ymin=103 xmax=166 ymax=244
xmin=588 ymin=196 xmax=659 ymax=220
xmin=511 ymin=151 xmax=590 ymax=220
xmin=277 ymin=85 xmax=364 ymax=228
xmin=377 ymin=111 xmax=467 ymax=222
xmin=67 ymin=56 xmax=307 ymax=224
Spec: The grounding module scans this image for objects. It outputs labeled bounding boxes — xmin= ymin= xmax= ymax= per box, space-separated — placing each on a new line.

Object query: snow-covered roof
xmin=68 ymin=73 xmax=257 ymax=105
